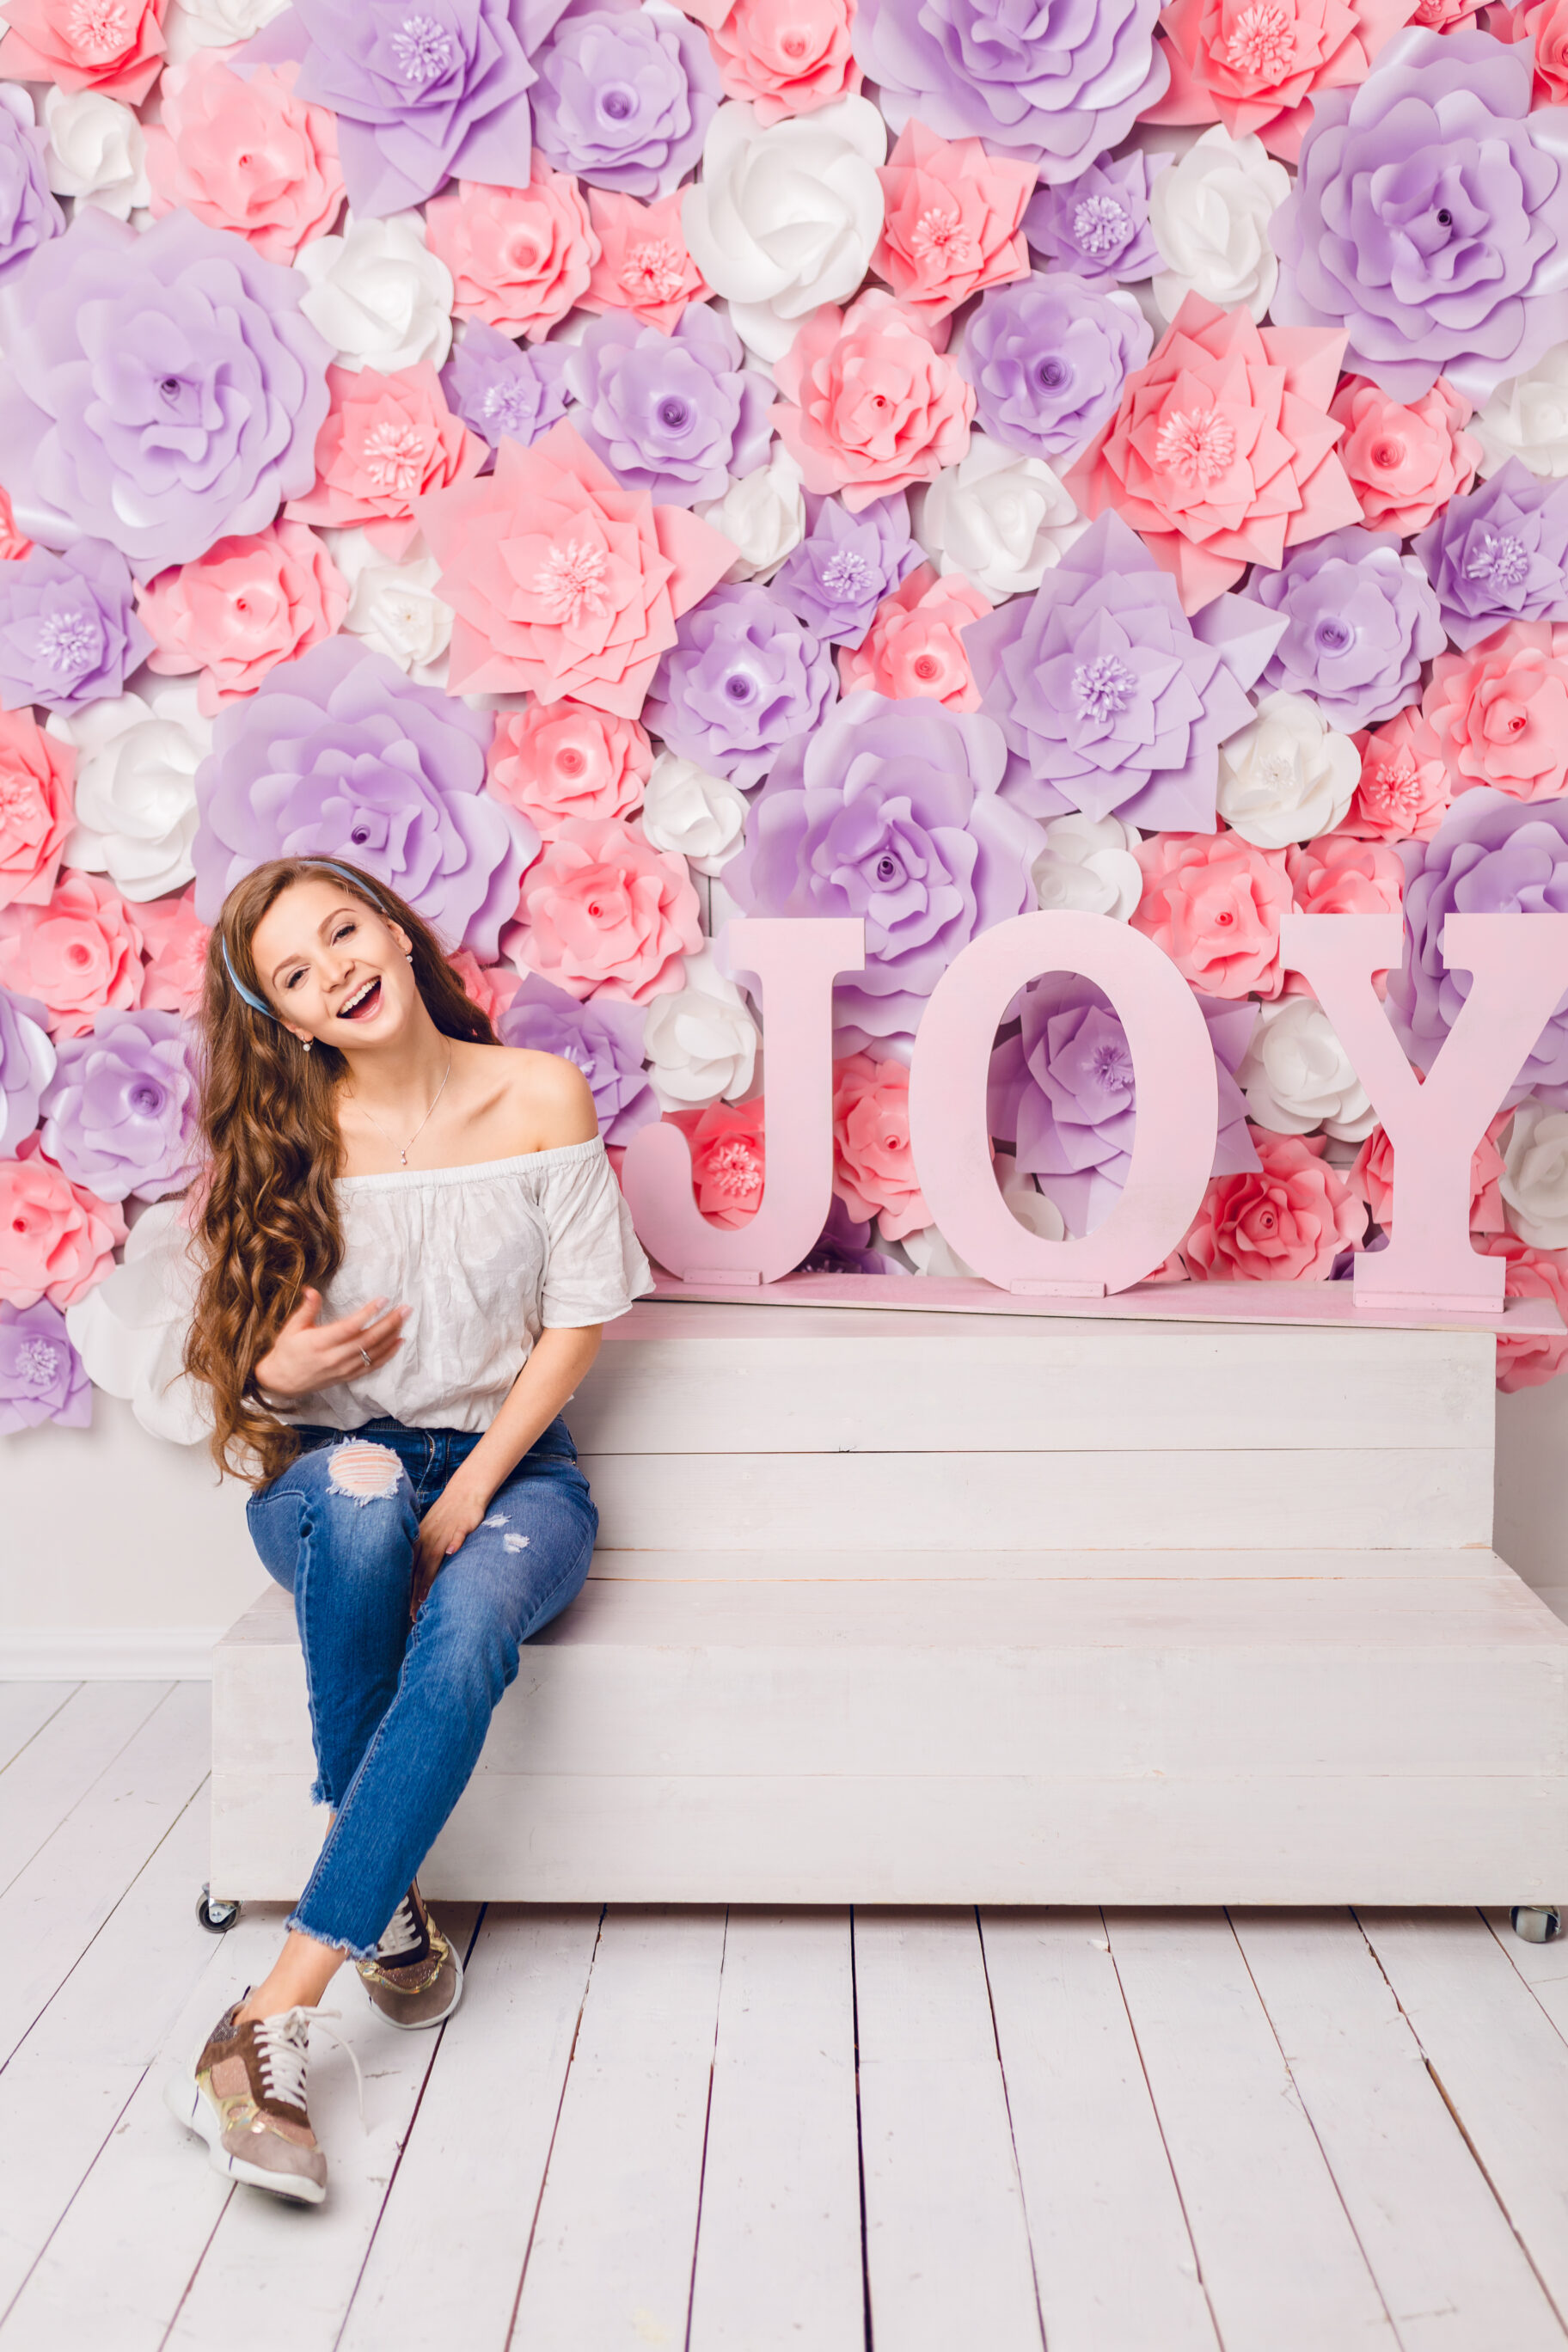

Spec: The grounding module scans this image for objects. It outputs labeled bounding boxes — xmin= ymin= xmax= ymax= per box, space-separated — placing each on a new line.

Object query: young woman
xmin=164 ymin=853 xmax=650 ymax=2206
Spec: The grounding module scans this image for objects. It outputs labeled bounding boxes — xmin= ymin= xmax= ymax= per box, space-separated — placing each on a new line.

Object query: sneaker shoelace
xmin=251 ymin=2004 xmax=366 ymax=2129
xmin=378 ymin=1896 xmax=424 ymax=1962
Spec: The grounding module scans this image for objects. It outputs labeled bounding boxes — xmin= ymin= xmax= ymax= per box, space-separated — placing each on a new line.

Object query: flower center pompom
xmin=15 ymin=1337 xmax=59 ymax=1390
xmin=1155 ymin=407 xmax=1237 ymax=483
xmin=481 ymin=382 xmax=535 ymax=436
xmin=910 ymin=208 xmax=977 ymax=268
xmin=622 ymin=240 xmax=687 ymax=303
xmin=1368 ymin=756 xmax=1423 ymax=818
xmin=67 ymin=0 xmax=129 ymax=58
xmin=1467 ymin=530 xmax=1530 ymax=591
xmin=360 ymin=420 xmax=431 ymax=495
xmin=1072 ymin=653 xmax=1136 ymax=723
xmin=707 ymin=1137 xmax=762 ymax=1196
xmin=821 ymin=549 xmax=874 ymax=600
xmin=1222 ymin=0 xmax=1295 ymax=80
xmin=1073 ymin=194 xmax=1131 ymax=259
xmin=534 ymin=541 xmax=614 ymax=627
xmin=0 ymin=775 xmax=41 ymax=822
xmin=36 ymin=610 xmax=101 ymax=674
xmin=390 ymin=15 xmax=456 ymax=83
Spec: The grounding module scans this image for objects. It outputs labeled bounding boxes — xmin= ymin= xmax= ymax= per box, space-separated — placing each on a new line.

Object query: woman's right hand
xmin=252 ymin=1289 xmax=407 ymax=1401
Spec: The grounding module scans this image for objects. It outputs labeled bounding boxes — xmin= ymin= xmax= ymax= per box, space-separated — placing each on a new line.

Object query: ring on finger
xmin=358 ymin=1345 xmax=371 ymax=1368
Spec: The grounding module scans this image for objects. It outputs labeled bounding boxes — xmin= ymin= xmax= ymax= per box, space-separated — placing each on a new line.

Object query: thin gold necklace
xmin=351 ymin=1051 xmax=453 ymax=1168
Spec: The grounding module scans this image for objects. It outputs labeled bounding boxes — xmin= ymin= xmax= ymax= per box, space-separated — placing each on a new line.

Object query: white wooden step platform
xmin=211 ymin=1303 xmax=1568 ymax=1906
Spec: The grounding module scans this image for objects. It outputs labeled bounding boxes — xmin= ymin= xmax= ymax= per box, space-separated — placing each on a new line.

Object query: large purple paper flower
xmin=0 ymin=983 xmax=53 ymax=1153
xmin=1271 ymin=29 xmax=1568 ymax=405
xmin=0 ymin=1299 xmax=90 ymax=1433
xmin=1411 ymin=461 xmax=1568 ymax=651
xmin=497 ymin=971 xmax=658 ymax=1145
xmin=962 ymin=511 xmax=1284 ymax=829
xmin=39 ymin=1008 xmax=200 ymax=1204
xmin=960 ymin=274 xmax=1151 ymax=463
xmin=989 ymin=977 xmax=1258 ymax=1234
xmin=0 ymin=210 xmax=329 ymax=579
xmin=1023 ymin=150 xmax=1166 ymax=285
xmin=564 ymin=306 xmax=772 ymax=508
xmin=1241 ymin=527 xmax=1447 ymax=733
xmin=852 ymin=0 xmax=1168 ymax=175
xmin=0 ymin=541 xmax=150 ymax=715
xmin=440 ymin=322 xmax=573 ymax=457
xmin=726 ymin=689 xmax=1045 ymax=1044
xmin=793 ymin=1195 xmax=903 ymax=1275
xmin=770 ymin=493 xmax=922 ymax=648
xmin=530 ymin=4 xmax=718 ymax=198
xmin=644 ymin=586 xmax=837 ymax=788
xmin=191 ymin=637 xmax=533 ymax=960
xmin=0 ymin=89 xmax=61 ymax=292
xmin=1388 ymin=789 xmax=1568 ymax=1106
xmin=240 ymin=0 xmax=569 ymax=217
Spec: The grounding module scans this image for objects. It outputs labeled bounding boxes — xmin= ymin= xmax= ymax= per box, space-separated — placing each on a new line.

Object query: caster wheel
xmin=1510 ymin=1906 xmax=1562 ymax=1945
xmin=197 ymin=1885 xmax=241 ymax=1934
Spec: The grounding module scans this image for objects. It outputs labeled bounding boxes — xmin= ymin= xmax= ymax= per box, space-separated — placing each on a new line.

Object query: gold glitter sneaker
xmin=164 ymin=1997 xmax=360 ymax=2205
xmin=355 ymin=1883 xmax=463 ymax=2030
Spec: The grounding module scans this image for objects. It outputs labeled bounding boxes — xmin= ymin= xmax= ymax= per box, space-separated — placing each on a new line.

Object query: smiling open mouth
xmin=338 ymin=976 xmax=383 ymax=1022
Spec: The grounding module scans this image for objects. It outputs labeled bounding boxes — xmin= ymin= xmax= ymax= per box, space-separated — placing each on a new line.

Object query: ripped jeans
xmin=245 ymin=1416 xmax=597 ymax=1959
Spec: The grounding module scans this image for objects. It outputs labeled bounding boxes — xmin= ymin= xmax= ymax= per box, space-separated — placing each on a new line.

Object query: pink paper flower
xmin=1481 ymin=1231 xmax=1568 ymax=1390
xmin=708 ymin=0 xmax=861 ymax=120
xmin=1063 ymin=291 xmax=1363 ymax=613
xmin=831 ymin=1050 xmax=928 ymax=1237
xmin=137 ymin=523 xmax=348 ymax=714
xmin=1183 ymin=1129 xmax=1366 ymax=1280
xmin=1286 ymin=830 xmax=1405 ymax=916
xmin=1328 ymin=375 xmax=1478 ymax=536
xmin=144 ymin=53 xmax=343 ymax=265
xmin=286 ymin=363 xmax=485 ymax=562
xmin=837 ymin=562 xmax=991 ymax=709
xmin=1142 ymin=0 xmax=1420 ymax=162
xmin=580 ymin=189 xmax=708 ymax=335
xmin=487 ymin=701 xmax=652 ymax=840
xmin=1421 ymin=622 xmax=1568 ymax=804
xmin=513 ymin=815 xmax=701 ymax=1001
xmin=772 ymin=296 xmax=976 ymax=512
xmin=0 ymin=0 xmax=165 ymax=102
xmin=1494 ymin=0 xmax=1568 ymax=100
xmin=1131 ymin=827 xmax=1292 ymax=999
xmin=0 ymin=486 xmax=30 ymax=563
xmin=1343 ymin=707 xmax=1451 ymax=842
xmin=448 ymin=947 xmax=522 ymax=1024
xmin=420 ymin=420 xmax=737 ymax=714
xmin=0 ymin=1136 xmax=126 ymax=1309
xmin=871 ymin=121 xmax=1033 ymax=324
xmin=669 ymin=1098 xmax=767 ymax=1226
xmin=1348 ymin=1109 xmax=1509 ymax=1231
xmin=0 ymin=706 xmax=73 ymax=910
xmin=138 ymin=886 xmax=208 ymax=1015
xmin=0 ymin=870 xmax=143 ymax=1036
xmin=425 ymin=165 xmax=598 ymax=345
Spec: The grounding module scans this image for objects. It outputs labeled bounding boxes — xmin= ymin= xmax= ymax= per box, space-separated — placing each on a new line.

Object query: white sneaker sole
xmin=163 ymin=2053 xmax=327 ymax=2206
xmin=363 ymin=1932 xmax=465 ymax=2030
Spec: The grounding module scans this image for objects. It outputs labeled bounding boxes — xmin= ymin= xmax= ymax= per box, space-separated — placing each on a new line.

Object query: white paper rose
xmin=1236 ymin=998 xmax=1375 ymax=1142
xmin=1149 ymin=126 xmax=1290 ymax=326
xmin=162 ymin=0 xmax=289 ymax=58
xmin=916 ymin=435 xmax=1082 ymax=598
xmin=297 ymin=213 xmax=454 ymax=374
xmin=337 ymin=535 xmax=453 ymax=677
xmin=1501 ymin=1098 xmax=1568 ymax=1247
xmin=903 ymin=1166 xmax=1066 ymax=1274
xmin=642 ymin=946 xmax=760 ymax=1106
xmin=52 ymin=689 xmax=207 ymax=903
xmin=65 ymin=1200 xmax=209 ymax=1445
xmin=41 ymin=89 xmax=149 ymax=217
xmin=682 ymin=98 xmax=885 ymax=364
xmin=640 ymin=752 xmax=749 ymax=875
xmin=1215 ymin=692 xmax=1359 ymax=848
xmin=696 ymin=444 xmax=805 ymax=582
xmin=1473 ymin=343 xmax=1568 ymax=479
xmin=1030 ymin=811 xmax=1143 ymax=921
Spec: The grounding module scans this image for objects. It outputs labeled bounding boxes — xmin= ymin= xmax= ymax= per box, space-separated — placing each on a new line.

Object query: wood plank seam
xmin=500 ymin=1902 xmax=607 ymax=2352
xmin=973 ymin=1910 xmax=1049 ymax=2351
xmin=0 ymin=1687 xmax=82 ymax=1780
xmin=681 ymin=1908 xmax=729 ymax=2352
xmin=1481 ymin=1910 xmax=1568 ymax=2058
xmin=0 ymin=1684 xmax=175 ymax=1908
xmin=847 ymin=1912 xmax=873 ymax=2352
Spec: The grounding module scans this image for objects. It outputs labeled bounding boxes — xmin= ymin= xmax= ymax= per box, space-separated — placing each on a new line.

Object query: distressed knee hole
xmin=327 ymin=1441 xmax=402 ymax=1503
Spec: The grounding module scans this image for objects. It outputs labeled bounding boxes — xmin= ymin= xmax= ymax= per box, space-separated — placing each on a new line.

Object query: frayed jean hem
xmin=285 ymin=1908 xmax=381 ymax=1964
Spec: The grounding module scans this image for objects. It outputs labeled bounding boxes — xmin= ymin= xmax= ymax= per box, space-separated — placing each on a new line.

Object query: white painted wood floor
xmin=4 ymin=1682 xmax=1568 ymax=2352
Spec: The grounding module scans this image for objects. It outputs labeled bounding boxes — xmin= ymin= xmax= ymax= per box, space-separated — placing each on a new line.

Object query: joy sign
xmin=621 ymin=911 xmax=1568 ymax=1317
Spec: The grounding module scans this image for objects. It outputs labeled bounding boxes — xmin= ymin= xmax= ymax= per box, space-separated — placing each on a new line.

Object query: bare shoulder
xmin=456 ymin=1041 xmax=598 ymax=1155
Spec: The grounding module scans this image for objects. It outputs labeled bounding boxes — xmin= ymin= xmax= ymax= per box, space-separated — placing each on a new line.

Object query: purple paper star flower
xmin=1023 ymin=150 xmax=1166 ymax=284
xmin=0 ymin=210 xmax=329 ymax=578
xmin=1411 ymin=461 xmax=1568 ymax=650
xmin=0 ymin=89 xmax=61 ymax=292
xmin=497 ymin=971 xmax=658 ymax=1146
xmin=440 ymin=322 xmax=574 ymax=458
xmin=0 ymin=541 xmax=151 ymax=715
xmin=39 ymin=1008 xmax=201 ymax=1204
xmin=769 ymin=493 xmax=922 ymax=648
xmin=725 ymin=689 xmax=1045 ymax=1044
xmin=1241 ymin=527 xmax=1447 ymax=732
xmin=530 ymin=3 xmax=719 ymax=198
xmin=191 ymin=637 xmax=535 ymax=960
xmin=962 ymin=510 xmax=1284 ymax=828
xmin=959 ymin=273 xmax=1152 ymax=465
xmin=0 ymin=983 xmax=53 ymax=1153
xmin=644 ymin=585 xmax=838 ymax=788
xmin=0 ymin=1299 xmax=90 ymax=1433
xmin=793 ymin=1195 xmax=903 ymax=1275
xmin=989 ymin=976 xmax=1259 ymax=1234
xmin=565 ymin=305 xmax=772 ymax=508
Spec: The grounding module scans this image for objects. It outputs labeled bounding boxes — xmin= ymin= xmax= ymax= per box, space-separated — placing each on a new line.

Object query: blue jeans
xmin=246 ymin=1415 xmax=597 ymax=1958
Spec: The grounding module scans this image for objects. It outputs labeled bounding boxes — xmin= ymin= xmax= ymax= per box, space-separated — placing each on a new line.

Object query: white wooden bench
xmin=210 ymin=1301 xmax=1568 ymax=1907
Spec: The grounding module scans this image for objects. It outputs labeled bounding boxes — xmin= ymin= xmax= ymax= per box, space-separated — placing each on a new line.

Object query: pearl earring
xmin=300 ymin=1037 xmax=312 ymax=1055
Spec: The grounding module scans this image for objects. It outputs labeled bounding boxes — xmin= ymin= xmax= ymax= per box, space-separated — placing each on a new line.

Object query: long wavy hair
xmin=184 ymin=858 xmax=497 ymax=1488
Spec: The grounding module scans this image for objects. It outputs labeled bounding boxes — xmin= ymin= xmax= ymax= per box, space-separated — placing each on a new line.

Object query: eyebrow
xmin=268 ymin=903 xmax=361 ymax=987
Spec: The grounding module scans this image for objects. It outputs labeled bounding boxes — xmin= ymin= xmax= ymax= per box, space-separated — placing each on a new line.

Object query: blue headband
xmin=223 ymin=861 xmax=389 ymax=1020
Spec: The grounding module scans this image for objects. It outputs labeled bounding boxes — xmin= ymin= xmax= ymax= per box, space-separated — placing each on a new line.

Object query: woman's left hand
xmin=411 ymin=1473 xmax=492 ymax=1615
